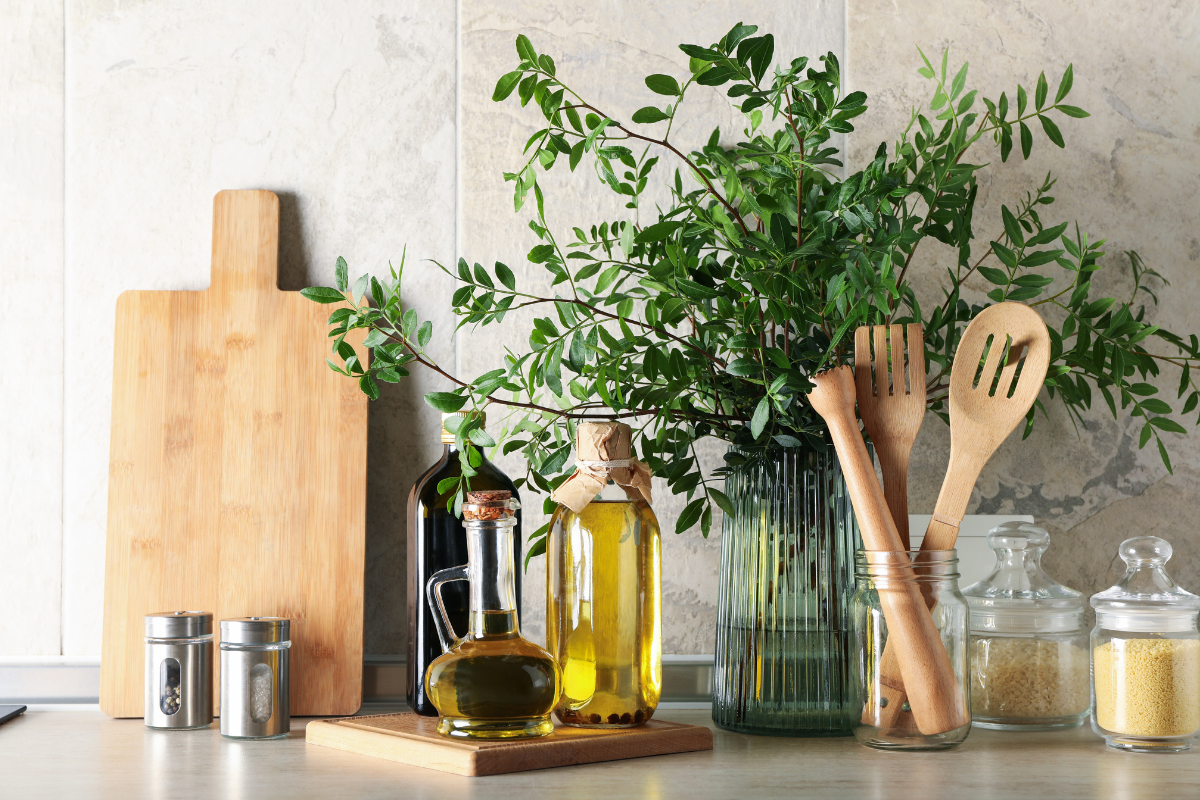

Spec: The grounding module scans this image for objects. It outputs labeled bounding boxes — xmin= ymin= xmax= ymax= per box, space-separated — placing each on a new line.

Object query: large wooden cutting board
xmin=306 ymin=713 xmax=715 ymax=777
xmin=101 ymin=190 xmax=368 ymax=718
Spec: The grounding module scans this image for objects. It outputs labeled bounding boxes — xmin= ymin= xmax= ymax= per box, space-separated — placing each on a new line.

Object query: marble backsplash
xmin=1 ymin=0 xmax=1196 ymax=657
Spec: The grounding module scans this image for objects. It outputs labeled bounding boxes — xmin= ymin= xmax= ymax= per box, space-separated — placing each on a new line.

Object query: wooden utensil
xmin=306 ymin=713 xmax=714 ymax=777
xmin=806 ymin=366 xmax=968 ymax=735
xmin=855 ymin=323 xmax=926 ymax=549
xmin=869 ymin=301 xmax=1051 ymax=731
xmin=921 ymin=302 xmax=1051 ymax=551
xmin=101 ymin=190 xmax=369 ymax=718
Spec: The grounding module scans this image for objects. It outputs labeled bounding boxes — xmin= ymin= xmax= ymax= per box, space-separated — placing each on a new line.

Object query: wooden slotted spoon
xmin=869 ymin=301 xmax=1051 ymax=732
xmin=921 ymin=302 xmax=1052 ymax=552
xmin=855 ymin=323 xmax=925 ymax=550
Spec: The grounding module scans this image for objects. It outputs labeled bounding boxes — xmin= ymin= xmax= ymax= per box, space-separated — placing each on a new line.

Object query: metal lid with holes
xmin=220 ymin=617 xmax=291 ymax=645
xmin=144 ymin=611 xmax=213 ymax=639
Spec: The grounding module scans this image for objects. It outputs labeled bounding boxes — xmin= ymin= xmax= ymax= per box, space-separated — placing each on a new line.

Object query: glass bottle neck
xmin=465 ymin=521 xmax=519 ymax=639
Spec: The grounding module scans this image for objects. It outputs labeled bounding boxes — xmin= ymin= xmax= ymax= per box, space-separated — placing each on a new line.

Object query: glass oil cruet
xmin=425 ymin=490 xmax=561 ymax=739
xmin=547 ymin=421 xmax=662 ymax=727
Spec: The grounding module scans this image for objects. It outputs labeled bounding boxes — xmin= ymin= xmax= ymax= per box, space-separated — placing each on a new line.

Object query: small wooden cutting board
xmin=306 ymin=712 xmax=715 ymax=777
xmin=100 ymin=190 xmax=368 ymax=718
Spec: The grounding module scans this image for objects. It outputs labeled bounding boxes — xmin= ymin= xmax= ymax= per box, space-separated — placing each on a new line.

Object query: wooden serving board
xmin=100 ymin=190 xmax=368 ymax=718
xmin=306 ymin=712 xmax=714 ymax=777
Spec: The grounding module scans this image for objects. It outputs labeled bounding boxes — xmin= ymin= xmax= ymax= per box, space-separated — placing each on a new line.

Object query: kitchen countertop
xmin=4 ymin=705 xmax=1198 ymax=799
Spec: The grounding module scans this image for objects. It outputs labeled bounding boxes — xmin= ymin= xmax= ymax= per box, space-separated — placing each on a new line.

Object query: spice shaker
xmin=1090 ymin=536 xmax=1200 ymax=752
xmin=144 ymin=611 xmax=214 ymax=730
xmin=962 ymin=523 xmax=1089 ymax=730
xmin=220 ymin=617 xmax=291 ymax=739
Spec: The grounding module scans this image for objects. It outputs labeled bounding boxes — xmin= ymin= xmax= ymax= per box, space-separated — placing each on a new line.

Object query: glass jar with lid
xmin=1090 ymin=536 xmax=1200 ymax=752
xmin=962 ymin=522 xmax=1089 ymax=730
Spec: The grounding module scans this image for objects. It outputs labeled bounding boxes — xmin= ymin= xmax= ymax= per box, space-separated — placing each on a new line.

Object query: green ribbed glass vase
xmin=712 ymin=445 xmax=863 ymax=736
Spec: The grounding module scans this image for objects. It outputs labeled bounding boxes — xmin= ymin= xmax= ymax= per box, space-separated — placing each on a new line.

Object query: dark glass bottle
xmin=406 ymin=411 xmax=521 ymax=715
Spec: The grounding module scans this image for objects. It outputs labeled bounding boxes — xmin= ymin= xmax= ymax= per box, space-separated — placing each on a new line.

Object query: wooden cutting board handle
xmin=209 ymin=189 xmax=280 ymax=294
xmin=806 ymin=366 xmax=967 ymax=735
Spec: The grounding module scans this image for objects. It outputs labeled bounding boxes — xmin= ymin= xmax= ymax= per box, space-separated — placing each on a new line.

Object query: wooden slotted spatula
xmin=921 ymin=302 xmax=1051 ymax=552
xmin=855 ymin=323 xmax=925 ymax=550
xmin=868 ymin=301 xmax=1051 ymax=732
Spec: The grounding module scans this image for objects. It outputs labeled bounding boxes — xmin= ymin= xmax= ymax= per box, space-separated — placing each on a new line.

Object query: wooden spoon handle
xmin=807 ymin=367 xmax=968 ymax=735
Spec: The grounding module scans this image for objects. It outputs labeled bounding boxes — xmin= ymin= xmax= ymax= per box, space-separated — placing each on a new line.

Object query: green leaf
xmin=362 ymin=329 xmax=389 ymax=348
xmin=516 ymin=34 xmax=537 ymax=64
xmin=334 ymin=256 xmax=349 ymax=292
xmin=1057 ymin=104 xmax=1089 ymax=118
xmin=708 ymin=488 xmax=735 ymax=516
xmin=1149 ymin=417 xmax=1187 ymax=434
xmin=678 ymin=43 xmax=723 ymax=62
xmin=301 ymin=286 xmax=346 ymax=304
xmin=436 ymin=476 xmax=460 ymax=496
xmin=645 ymin=73 xmax=681 ymax=96
xmin=417 ymin=320 xmax=432 ymax=348
xmin=726 ymin=358 xmax=760 ymax=377
xmin=425 ymin=392 xmax=467 ymax=412
xmin=675 ymin=498 xmax=705 ymax=534
xmin=1039 ymin=114 xmax=1065 ymax=148
xmin=468 ymin=427 xmax=496 ymax=447
xmin=1158 ymin=438 xmax=1174 ymax=474
xmin=631 ymin=106 xmax=670 ymax=124
xmin=495 ymin=262 xmax=516 ymax=290
xmin=750 ymin=396 xmax=770 ymax=438
xmin=358 ymin=374 xmax=379 ymax=401
xmin=1055 ymin=64 xmax=1074 ymax=103
xmin=1020 ymin=121 xmax=1033 ymax=159
xmin=352 ymin=274 xmax=369 ymax=303
xmin=635 ymin=220 xmax=683 ymax=242
xmin=949 ymin=60 xmax=968 ymax=100
xmin=492 ymin=70 xmax=523 ymax=102
xmin=1035 ymin=72 xmax=1048 ymax=110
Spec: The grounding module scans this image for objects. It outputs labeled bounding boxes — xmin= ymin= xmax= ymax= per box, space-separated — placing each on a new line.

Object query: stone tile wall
xmin=2 ymin=0 xmax=1196 ymax=657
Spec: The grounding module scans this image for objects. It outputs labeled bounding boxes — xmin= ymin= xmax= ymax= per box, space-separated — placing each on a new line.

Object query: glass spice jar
xmin=963 ymin=523 xmax=1089 ymax=730
xmin=1090 ymin=536 xmax=1200 ymax=753
xmin=219 ymin=617 xmax=291 ymax=739
xmin=144 ymin=611 xmax=214 ymax=730
xmin=851 ymin=549 xmax=971 ymax=750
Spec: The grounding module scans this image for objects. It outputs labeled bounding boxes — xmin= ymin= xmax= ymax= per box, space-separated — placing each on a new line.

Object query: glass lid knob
xmin=1120 ymin=535 xmax=1172 ymax=566
xmin=987 ymin=521 xmax=1050 ymax=553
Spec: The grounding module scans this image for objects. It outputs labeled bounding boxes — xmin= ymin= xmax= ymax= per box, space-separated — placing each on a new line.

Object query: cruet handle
xmin=427 ymin=565 xmax=469 ymax=653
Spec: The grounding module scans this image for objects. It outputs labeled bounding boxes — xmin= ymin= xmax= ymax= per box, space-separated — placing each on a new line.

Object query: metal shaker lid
xmin=144 ymin=611 xmax=213 ymax=639
xmin=220 ymin=617 xmax=291 ymax=644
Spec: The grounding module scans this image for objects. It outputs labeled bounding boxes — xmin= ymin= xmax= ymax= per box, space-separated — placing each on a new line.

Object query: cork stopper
xmin=550 ymin=421 xmax=653 ymax=514
xmin=576 ymin=421 xmax=632 ymax=461
xmin=463 ymin=490 xmax=517 ymax=521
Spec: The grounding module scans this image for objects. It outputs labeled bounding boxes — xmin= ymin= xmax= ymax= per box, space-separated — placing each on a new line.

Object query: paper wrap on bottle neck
xmin=550 ymin=421 xmax=653 ymax=513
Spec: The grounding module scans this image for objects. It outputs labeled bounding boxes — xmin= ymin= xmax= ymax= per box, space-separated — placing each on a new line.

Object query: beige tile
xmin=847 ymin=0 xmax=1200 ymax=599
xmin=63 ymin=0 xmax=457 ymax=655
xmin=0 ymin=2 xmax=65 ymax=656
xmin=459 ymin=4 xmax=845 ymax=652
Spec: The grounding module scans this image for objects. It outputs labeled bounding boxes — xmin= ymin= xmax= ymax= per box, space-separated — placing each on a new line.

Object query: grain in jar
xmin=1093 ymin=637 xmax=1200 ymax=737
